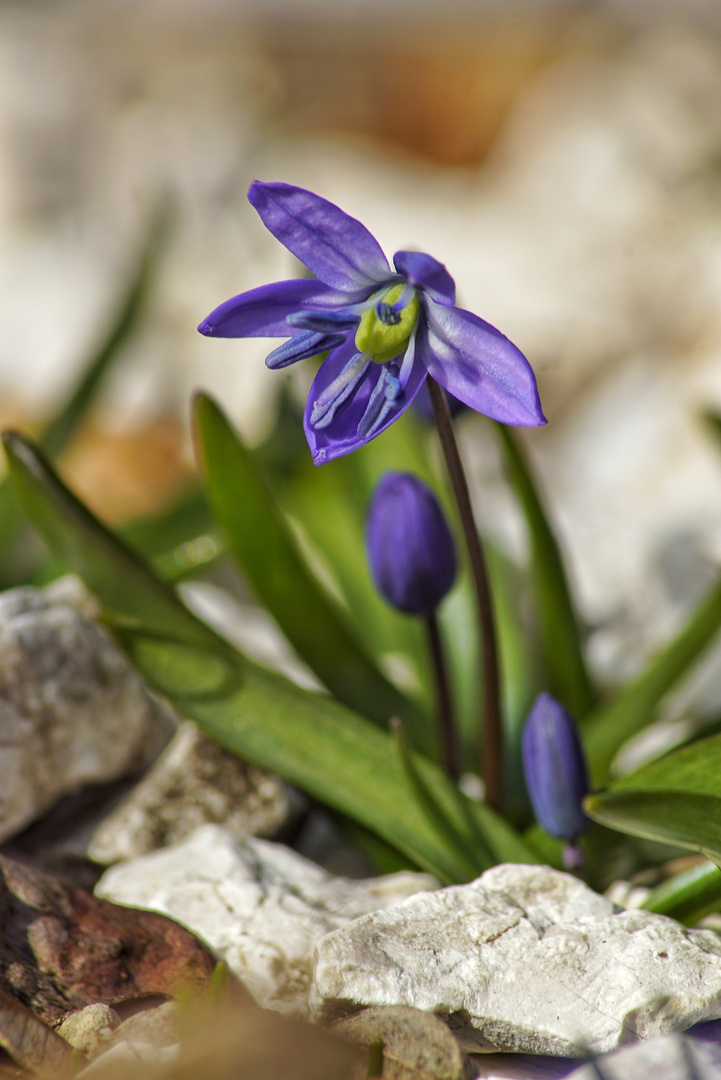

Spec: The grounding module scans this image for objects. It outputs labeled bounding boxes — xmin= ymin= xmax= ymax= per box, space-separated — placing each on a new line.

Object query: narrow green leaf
xmin=641 ymin=859 xmax=721 ymax=925
xmin=583 ymin=576 xmax=721 ymax=784
xmin=41 ymin=205 xmax=172 ymax=460
xmin=391 ymin=719 xmax=491 ymax=877
xmin=584 ymin=732 xmax=721 ymax=862
xmin=0 ymin=205 xmax=170 ymax=584
xmin=193 ymin=392 xmax=426 ymax=739
xmin=3 ymin=430 xmax=537 ymax=881
xmin=585 ymin=790 xmax=721 ymax=863
xmin=494 ymin=423 xmax=595 ymax=719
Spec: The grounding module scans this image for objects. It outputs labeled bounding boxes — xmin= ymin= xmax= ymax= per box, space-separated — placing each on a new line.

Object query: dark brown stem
xmin=426 ymin=377 xmax=502 ymax=809
xmin=425 ymin=610 xmax=461 ymax=781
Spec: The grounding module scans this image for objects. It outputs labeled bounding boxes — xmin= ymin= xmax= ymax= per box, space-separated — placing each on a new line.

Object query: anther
xmin=376 ymin=302 xmax=402 ymax=326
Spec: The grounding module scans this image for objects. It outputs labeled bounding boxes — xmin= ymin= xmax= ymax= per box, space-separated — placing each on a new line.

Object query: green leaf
xmin=641 ymin=859 xmax=721 ymax=925
xmin=494 ymin=423 xmax=595 ymax=719
xmin=584 ymin=732 xmax=721 ymax=862
xmin=3 ymin=430 xmax=537 ymax=881
xmin=193 ymin=392 xmax=426 ymax=740
xmin=41 ymin=205 xmax=172 ymax=460
xmin=391 ymin=718 xmax=491 ymax=877
xmin=0 ymin=205 xmax=170 ymax=584
xmin=583 ymin=575 xmax=721 ymax=784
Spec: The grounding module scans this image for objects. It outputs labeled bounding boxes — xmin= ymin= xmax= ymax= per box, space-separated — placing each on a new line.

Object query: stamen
xmin=287 ymin=309 xmax=360 ymax=334
xmin=377 ymin=302 xmax=401 ymax=326
xmin=266 ymin=330 xmax=345 ymax=370
xmin=396 ymin=326 xmax=417 ymax=390
xmin=311 ymin=353 xmax=369 ymax=429
xmin=357 ymin=364 xmax=404 ymax=440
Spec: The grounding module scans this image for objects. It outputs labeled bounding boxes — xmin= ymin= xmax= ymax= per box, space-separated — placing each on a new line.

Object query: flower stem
xmin=427 ymin=377 xmax=502 ymax=809
xmin=425 ymin=609 xmax=461 ymax=781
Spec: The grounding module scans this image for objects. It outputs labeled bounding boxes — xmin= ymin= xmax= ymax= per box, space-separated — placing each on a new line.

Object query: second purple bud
xmin=522 ymin=692 xmax=590 ymax=851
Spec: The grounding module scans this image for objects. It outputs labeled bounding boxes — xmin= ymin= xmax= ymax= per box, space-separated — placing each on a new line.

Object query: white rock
xmin=567 ymin=1030 xmax=721 ymax=1080
xmin=88 ymin=720 xmax=291 ymax=864
xmin=95 ymin=824 xmax=437 ymax=1017
xmin=311 ymin=863 xmax=721 ymax=1057
xmin=0 ymin=577 xmax=174 ymax=843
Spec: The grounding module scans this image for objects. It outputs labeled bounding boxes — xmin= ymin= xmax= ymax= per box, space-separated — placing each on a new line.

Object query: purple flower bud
xmin=522 ymin=692 xmax=590 ymax=842
xmin=366 ymin=472 xmax=456 ymax=616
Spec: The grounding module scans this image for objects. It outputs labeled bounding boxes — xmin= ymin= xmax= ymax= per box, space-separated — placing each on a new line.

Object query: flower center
xmin=354 ymin=284 xmax=419 ymax=365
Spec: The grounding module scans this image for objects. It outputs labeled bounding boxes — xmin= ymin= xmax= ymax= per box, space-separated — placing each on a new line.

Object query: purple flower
xmin=522 ymin=692 xmax=590 ymax=843
xmin=366 ymin=472 xmax=456 ymax=616
xmin=198 ymin=182 xmax=546 ymax=464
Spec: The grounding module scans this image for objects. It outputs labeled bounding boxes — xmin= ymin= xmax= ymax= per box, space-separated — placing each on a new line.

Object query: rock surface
xmin=567 ymin=1029 xmax=721 ymax=1080
xmin=95 ymin=825 xmax=437 ymax=1016
xmin=333 ymin=1005 xmax=475 ymax=1080
xmin=56 ymin=1003 xmax=120 ymax=1059
xmin=311 ymin=863 xmax=721 ymax=1057
xmin=0 ymin=577 xmax=174 ymax=843
xmin=88 ymin=720 xmax=291 ymax=864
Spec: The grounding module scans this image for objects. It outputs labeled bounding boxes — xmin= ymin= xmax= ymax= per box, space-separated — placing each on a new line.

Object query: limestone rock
xmin=311 ymin=863 xmax=721 ymax=1057
xmin=88 ymin=721 xmax=291 ymax=864
xmin=0 ymin=577 xmax=174 ymax=843
xmin=567 ymin=1030 xmax=721 ymax=1080
xmin=56 ymin=1003 xmax=120 ymax=1059
xmin=95 ymin=825 xmax=438 ymax=1016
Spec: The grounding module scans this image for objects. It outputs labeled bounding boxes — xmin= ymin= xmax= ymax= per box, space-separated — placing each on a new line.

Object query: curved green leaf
xmin=585 ymin=790 xmax=721 ymax=862
xmin=584 ymin=580 xmax=721 ymax=784
xmin=0 ymin=204 xmax=170 ymax=586
xmin=585 ymin=732 xmax=721 ymax=862
xmin=2 ymin=430 xmax=537 ymax=882
xmin=193 ymin=392 xmax=426 ymax=740
xmin=641 ymin=859 xmax=721 ymax=925
xmin=494 ymin=422 xmax=595 ymax=719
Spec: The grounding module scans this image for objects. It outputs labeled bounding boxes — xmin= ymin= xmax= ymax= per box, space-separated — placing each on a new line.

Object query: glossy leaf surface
xmin=585 ymin=733 xmax=721 ymax=863
xmin=193 ymin=392 xmax=425 ymax=737
xmin=2 ymin=431 xmax=536 ymax=882
xmin=495 ymin=423 xmax=595 ymax=719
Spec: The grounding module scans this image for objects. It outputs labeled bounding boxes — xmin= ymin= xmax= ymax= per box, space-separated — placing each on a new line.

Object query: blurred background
xmin=4 ymin=0 xmax=721 ymax=747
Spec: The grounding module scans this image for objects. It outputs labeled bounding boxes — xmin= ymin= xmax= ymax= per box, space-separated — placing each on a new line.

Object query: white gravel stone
xmin=88 ymin=720 xmax=291 ymax=864
xmin=0 ymin=577 xmax=173 ymax=843
xmin=95 ymin=824 xmax=438 ymax=1017
xmin=567 ymin=1030 xmax=721 ymax=1080
xmin=311 ymin=863 xmax=721 ymax=1057
xmin=57 ymin=1003 xmax=120 ymax=1059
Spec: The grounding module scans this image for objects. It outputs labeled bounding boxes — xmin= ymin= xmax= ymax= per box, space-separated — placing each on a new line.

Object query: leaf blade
xmin=3 ymin=430 xmax=537 ymax=881
xmin=193 ymin=391 xmax=426 ymax=737
xmin=583 ymin=579 xmax=721 ymax=784
xmin=494 ymin=422 xmax=595 ymax=719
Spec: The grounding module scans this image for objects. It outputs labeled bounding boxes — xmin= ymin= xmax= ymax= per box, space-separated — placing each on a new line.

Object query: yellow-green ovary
xmin=355 ymin=284 xmax=419 ymax=365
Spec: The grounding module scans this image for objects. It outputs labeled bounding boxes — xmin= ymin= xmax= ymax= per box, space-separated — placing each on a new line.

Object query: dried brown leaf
xmin=0 ymin=855 xmax=221 ymax=1023
xmin=0 ymin=988 xmax=76 ymax=1078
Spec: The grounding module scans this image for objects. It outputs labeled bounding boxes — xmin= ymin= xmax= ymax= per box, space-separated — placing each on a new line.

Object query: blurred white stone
xmin=311 ymin=862 xmax=721 ymax=1056
xmin=567 ymin=1030 xmax=721 ymax=1080
xmin=95 ymin=824 xmax=438 ymax=1016
xmin=0 ymin=576 xmax=173 ymax=843
xmin=88 ymin=720 xmax=291 ymax=864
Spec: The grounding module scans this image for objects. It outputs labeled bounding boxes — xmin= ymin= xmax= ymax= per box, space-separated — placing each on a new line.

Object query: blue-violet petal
xmin=249 ymin=181 xmax=392 ymax=292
